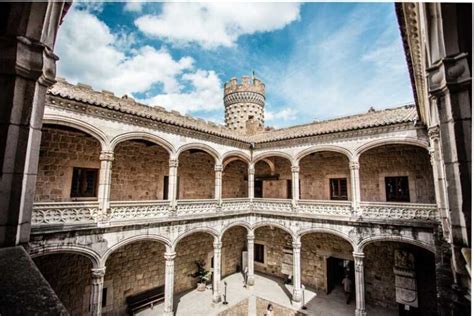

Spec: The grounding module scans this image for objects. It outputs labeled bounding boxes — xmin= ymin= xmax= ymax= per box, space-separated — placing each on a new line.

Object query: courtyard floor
xmin=137 ymin=272 xmax=396 ymax=316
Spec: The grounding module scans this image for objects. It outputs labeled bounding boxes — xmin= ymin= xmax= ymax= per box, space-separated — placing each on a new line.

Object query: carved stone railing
xmin=252 ymin=198 xmax=293 ymax=213
xmin=359 ymin=201 xmax=439 ymax=221
xmin=109 ymin=200 xmax=170 ymax=221
xmin=221 ymin=198 xmax=251 ymax=213
xmin=32 ymin=201 xmax=99 ymax=225
xmin=176 ymin=199 xmax=218 ymax=216
xmin=297 ymin=200 xmax=352 ymax=217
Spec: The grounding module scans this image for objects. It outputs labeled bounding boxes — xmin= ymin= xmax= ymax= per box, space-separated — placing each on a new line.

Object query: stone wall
xmin=174 ymin=232 xmax=214 ymax=294
xmin=111 ymin=140 xmax=169 ymax=200
xmin=256 ymin=157 xmax=292 ymax=199
xmin=256 ymin=297 xmax=303 ymax=316
xmin=301 ymin=233 xmax=353 ymax=290
xmin=359 ymin=144 xmax=435 ymax=203
xmin=34 ymin=254 xmax=91 ymax=315
xmin=104 ymin=240 xmax=166 ymax=315
xmin=222 ymin=226 xmax=247 ymax=276
xmin=300 ymin=152 xmax=350 ymax=200
xmin=254 ymin=226 xmax=292 ymax=279
xmin=35 ymin=126 xmax=101 ymax=202
xmin=178 ymin=150 xmax=215 ymax=199
xmin=364 ymin=242 xmax=436 ymax=313
xmin=222 ymin=160 xmax=248 ymax=198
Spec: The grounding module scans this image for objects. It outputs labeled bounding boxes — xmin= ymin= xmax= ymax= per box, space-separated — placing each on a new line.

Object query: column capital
xmin=91 ymin=267 xmax=106 ymax=278
xmin=248 ymin=166 xmax=255 ymax=175
xmin=428 ymin=126 xmax=440 ymax=140
xmin=353 ymin=252 xmax=365 ymax=259
xmin=247 ymin=232 xmax=255 ymax=241
xmin=292 ymin=241 xmax=301 ymax=250
xmin=213 ymin=241 xmax=222 ymax=249
xmin=349 ymin=161 xmax=360 ymax=170
xmin=169 ymin=159 xmax=179 ymax=168
xmin=291 ymin=166 xmax=300 ymax=173
xmin=214 ymin=164 xmax=223 ymax=172
xmin=99 ymin=151 xmax=114 ymax=161
xmin=164 ymin=251 xmax=176 ymax=261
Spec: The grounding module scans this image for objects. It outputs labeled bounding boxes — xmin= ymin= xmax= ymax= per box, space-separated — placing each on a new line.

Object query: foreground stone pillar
xmin=0 ymin=2 xmax=67 ymax=246
xmin=291 ymin=165 xmax=300 ymax=208
xmin=168 ymin=159 xmax=178 ymax=210
xmin=212 ymin=241 xmax=222 ymax=303
xmin=214 ymin=164 xmax=223 ymax=206
xmin=98 ymin=151 xmax=114 ymax=218
xmin=349 ymin=160 xmax=361 ymax=214
xmin=90 ymin=267 xmax=106 ymax=316
xmin=247 ymin=231 xmax=255 ymax=286
xmin=164 ymin=250 xmax=176 ymax=316
xmin=248 ymin=164 xmax=255 ymax=200
xmin=353 ymin=252 xmax=366 ymax=316
xmin=292 ymin=241 xmax=302 ymax=303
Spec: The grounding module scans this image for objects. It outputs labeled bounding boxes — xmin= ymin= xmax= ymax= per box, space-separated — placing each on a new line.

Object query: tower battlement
xmin=223 ymin=75 xmax=266 ymax=135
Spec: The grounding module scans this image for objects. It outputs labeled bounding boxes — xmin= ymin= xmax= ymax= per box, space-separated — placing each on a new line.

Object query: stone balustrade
xmin=31 ymin=199 xmax=439 ymax=227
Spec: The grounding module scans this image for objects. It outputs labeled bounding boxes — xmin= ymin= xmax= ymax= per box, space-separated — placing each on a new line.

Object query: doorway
xmin=326 ymin=257 xmax=354 ymax=295
xmin=254 ymin=180 xmax=263 ymax=198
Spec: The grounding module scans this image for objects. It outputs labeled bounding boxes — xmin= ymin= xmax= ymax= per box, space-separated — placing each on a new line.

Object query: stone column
xmin=168 ymin=159 xmax=179 ymax=210
xmin=353 ymin=252 xmax=366 ymax=316
xmin=0 ymin=2 xmax=67 ymax=246
xmin=90 ymin=267 xmax=106 ymax=316
xmin=248 ymin=164 xmax=255 ymax=200
xmin=291 ymin=165 xmax=300 ymax=208
xmin=247 ymin=231 xmax=255 ymax=286
xmin=292 ymin=241 xmax=302 ymax=303
xmin=349 ymin=160 xmax=361 ymax=215
xmin=212 ymin=241 xmax=222 ymax=303
xmin=164 ymin=250 xmax=176 ymax=316
xmin=215 ymin=164 xmax=223 ymax=206
xmin=98 ymin=151 xmax=114 ymax=219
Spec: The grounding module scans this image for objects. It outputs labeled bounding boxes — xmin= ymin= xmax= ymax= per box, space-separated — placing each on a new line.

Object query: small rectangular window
xmin=330 ymin=178 xmax=348 ymax=200
xmin=102 ymin=287 xmax=107 ymax=307
xmin=70 ymin=167 xmax=98 ymax=198
xmin=385 ymin=176 xmax=410 ymax=202
xmin=255 ymin=243 xmax=264 ymax=263
xmin=163 ymin=176 xmax=169 ymax=200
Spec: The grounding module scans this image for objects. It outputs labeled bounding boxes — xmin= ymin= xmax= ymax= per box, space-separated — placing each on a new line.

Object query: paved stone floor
xmin=138 ymin=272 xmax=397 ymax=316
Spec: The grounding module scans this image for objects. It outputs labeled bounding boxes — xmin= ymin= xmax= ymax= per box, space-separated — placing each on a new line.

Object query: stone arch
xmin=354 ymin=137 xmax=429 ymax=159
xmin=297 ymin=227 xmax=357 ymax=251
xmin=176 ymin=143 xmax=220 ymax=162
xmin=110 ymin=131 xmax=175 ymax=155
xmin=102 ymin=234 xmax=172 ymax=265
xmin=252 ymin=222 xmax=296 ymax=240
xmin=295 ymin=145 xmax=353 ymax=163
xmin=30 ymin=245 xmax=102 ymax=268
xmin=221 ymin=150 xmax=251 ymax=165
xmin=252 ymin=151 xmax=295 ymax=166
xmin=43 ymin=114 xmax=109 ymax=151
xmin=172 ymin=227 xmax=219 ymax=250
xmin=219 ymin=222 xmax=252 ymax=241
xmin=357 ymin=235 xmax=436 ymax=254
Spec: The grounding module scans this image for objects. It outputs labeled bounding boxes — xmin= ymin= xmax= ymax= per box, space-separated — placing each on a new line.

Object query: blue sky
xmin=56 ymin=2 xmax=413 ymax=128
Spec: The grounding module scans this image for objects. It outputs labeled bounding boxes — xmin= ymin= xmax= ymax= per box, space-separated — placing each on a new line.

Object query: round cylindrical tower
xmin=224 ymin=75 xmax=265 ymax=134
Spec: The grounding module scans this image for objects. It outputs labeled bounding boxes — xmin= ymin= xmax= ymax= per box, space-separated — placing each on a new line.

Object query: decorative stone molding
xmin=291 ymin=166 xmax=300 ymax=173
xmin=359 ymin=202 xmax=439 ymax=221
xmin=109 ymin=201 xmax=170 ymax=221
xmin=349 ymin=161 xmax=360 ymax=170
xmin=214 ymin=164 xmax=223 ymax=172
xmin=224 ymin=91 xmax=265 ymax=107
xmin=99 ymin=151 xmax=114 ymax=161
xmin=169 ymin=159 xmax=179 ymax=168
xmin=32 ymin=202 xmax=99 ymax=225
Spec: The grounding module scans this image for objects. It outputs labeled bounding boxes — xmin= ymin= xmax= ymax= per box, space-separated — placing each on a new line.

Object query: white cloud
xmin=140 ymin=70 xmax=223 ymax=114
xmin=135 ymin=3 xmax=301 ymax=49
xmin=266 ymin=108 xmax=297 ymax=122
xmin=124 ymin=1 xmax=144 ymax=13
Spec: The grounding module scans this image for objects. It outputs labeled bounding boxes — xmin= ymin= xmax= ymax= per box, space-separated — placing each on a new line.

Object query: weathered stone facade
xmin=35 ymin=126 xmax=101 ymax=202
xmin=254 ymin=226 xmax=292 ymax=279
xmin=222 ymin=161 xmax=248 ymax=198
xmin=221 ymin=226 xmax=247 ymax=277
xmin=178 ymin=151 xmax=215 ymax=199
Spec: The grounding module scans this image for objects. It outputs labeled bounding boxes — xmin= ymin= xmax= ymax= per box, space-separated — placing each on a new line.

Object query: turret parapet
xmin=223 ymin=75 xmax=265 ymax=135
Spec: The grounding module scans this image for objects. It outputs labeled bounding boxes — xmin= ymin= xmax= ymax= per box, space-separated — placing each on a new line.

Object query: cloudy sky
xmin=56 ymin=2 xmax=414 ymax=128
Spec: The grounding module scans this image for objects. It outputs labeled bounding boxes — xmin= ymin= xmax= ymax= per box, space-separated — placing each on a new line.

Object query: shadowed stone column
xmin=164 ymin=250 xmax=176 ymax=316
xmin=90 ymin=267 xmax=106 ymax=316
xmin=292 ymin=241 xmax=302 ymax=303
xmin=247 ymin=231 xmax=255 ymax=286
xmin=291 ymin=165 xmax=300 ymax=208
xmin=168 ymin=159 xmax=178 ymax=210
xmin=212 ymin=241 xmax=222 ymax=303
xmin=353 ymin=252 xmax=366 ymax=316
xmin=248 ymin=164 xmax=255 ymax=200
xmin=215 ymin=164 xmax=223 ymax=206
xmin=98 ymin=151 xmax=113 ymax=219
xmin=349 ymin=160 xmax=361 ymax=215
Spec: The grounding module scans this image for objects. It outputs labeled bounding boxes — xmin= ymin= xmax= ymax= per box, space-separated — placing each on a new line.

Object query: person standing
xmin=342 ymin=274 xmax=352 ymax=304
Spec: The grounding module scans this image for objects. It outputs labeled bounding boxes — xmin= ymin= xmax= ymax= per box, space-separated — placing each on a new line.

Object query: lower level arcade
xmin=33 ymin=225 xmax=437 ymax=315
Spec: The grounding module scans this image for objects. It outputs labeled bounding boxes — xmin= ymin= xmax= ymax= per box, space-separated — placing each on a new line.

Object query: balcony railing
xmin=31 ymin=199 xmax=439 ymax=227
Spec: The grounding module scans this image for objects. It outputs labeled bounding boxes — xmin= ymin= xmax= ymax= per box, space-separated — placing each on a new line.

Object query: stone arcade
xmin=0 ymin=2 xmax=470 ymax=316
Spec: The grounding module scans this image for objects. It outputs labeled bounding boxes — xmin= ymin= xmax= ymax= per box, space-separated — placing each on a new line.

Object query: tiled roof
xmin=47 ymin=79 xmax=418 ymax=144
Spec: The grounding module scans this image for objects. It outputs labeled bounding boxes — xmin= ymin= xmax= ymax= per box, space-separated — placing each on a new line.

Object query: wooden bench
xmin=126 ymin=285 xmax=165 ymax=315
